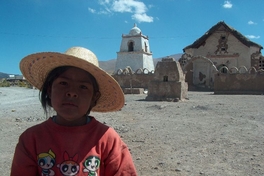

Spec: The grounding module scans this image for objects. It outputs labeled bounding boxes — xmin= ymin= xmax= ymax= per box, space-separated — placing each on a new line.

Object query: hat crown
xmin=65 ymin=47 xmax=99 ymax=67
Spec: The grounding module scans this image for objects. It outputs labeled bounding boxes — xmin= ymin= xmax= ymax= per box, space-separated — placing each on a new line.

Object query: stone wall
xmin=112 ymin=73 xmax=153 ymax=90
xmin=113 ymin=58 xmax=188 ymax=100
xmin=123 ymin=88 xmax=144 ymax=94
xmin=146 ymin=58 xmax=188 ymax=101
xmin=214 ymin=68 xmax=264 ymax=94
xmin=146 ymin=81 xmax=188 ymax=101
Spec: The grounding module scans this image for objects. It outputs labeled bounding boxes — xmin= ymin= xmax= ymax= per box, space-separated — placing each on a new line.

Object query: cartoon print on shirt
xmin=37 ymin=149 xmax=56 ymax=176
xmin=57 ymin=151 xmax=80 ymax=176
xmin=83 ymin=156 xmax=100 ymax=176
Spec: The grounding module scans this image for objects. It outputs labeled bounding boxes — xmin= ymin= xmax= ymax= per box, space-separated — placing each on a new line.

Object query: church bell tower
xmin=115 ymin=24 xmax=154 ymax=73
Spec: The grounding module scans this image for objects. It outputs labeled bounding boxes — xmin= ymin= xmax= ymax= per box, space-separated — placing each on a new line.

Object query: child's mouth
xmin=63 ymin=102 xmax=78 ymax=107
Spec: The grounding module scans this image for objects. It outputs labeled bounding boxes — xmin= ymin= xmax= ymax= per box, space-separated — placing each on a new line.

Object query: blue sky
xmin=1 ymin=0 xmax=264 ymax=74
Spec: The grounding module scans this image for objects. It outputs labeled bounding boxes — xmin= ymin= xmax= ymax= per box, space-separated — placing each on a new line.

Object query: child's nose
xmin=66 ymin=90 xmax=78 ymax=98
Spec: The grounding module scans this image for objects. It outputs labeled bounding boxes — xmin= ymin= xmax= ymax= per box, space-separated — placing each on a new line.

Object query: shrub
xmin=0 ymin=79 xmax=10 ymax=87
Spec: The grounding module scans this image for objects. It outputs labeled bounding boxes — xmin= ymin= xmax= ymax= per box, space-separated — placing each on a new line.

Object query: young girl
xmin=11 ymin=47 xmax=137 ymax=176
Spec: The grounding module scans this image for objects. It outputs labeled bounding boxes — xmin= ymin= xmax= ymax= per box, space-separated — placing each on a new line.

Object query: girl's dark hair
xmin=40 ymin=66 xmax=100 ymax=116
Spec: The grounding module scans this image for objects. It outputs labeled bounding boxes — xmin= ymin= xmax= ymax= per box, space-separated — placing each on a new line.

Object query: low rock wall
xmin=214 ymin=73 xmax=264 ymax=94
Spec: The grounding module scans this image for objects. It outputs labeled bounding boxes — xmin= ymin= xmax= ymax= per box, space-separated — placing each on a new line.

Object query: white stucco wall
xmin=115 ymin=28 xmax=154 ymax=73
xmin=115 ymin=52 xmax=154 ymax=72
xmin=120 ymin=36 xmax=150 ymax=52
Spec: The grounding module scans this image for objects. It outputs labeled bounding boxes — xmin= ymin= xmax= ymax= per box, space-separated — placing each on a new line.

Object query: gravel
xmin=0 ymin=87 xmax=264 ymax=175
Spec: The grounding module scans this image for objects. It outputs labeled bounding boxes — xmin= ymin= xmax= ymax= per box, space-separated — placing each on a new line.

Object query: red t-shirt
xmin=11 ymin=117 xmax=137 ymax=176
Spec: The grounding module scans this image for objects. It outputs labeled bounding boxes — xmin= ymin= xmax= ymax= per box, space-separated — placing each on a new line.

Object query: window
xmin=163 ymin=76 xmax=168 ymax=82
xmin=128 ymin=41 xmax=134 ymax=52
xmin=221 ymin=47 xmax=226 ymax=51
xmin=259 ymin=58 xmax=264 ymax=69
xmin=218 ymin=64 xmax=228 ymax=73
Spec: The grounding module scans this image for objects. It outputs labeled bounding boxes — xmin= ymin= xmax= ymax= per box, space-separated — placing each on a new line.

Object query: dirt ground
xmin=0 ymin=87 xmax=264 ymax=176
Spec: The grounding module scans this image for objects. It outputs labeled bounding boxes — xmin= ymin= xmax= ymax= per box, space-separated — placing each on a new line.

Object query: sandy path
xmin=0 ymin=87 xmax=264 ymax=175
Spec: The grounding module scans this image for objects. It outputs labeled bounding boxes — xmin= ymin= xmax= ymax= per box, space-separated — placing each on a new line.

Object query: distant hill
xmin=0 ymin=72 xmax=10 ymax=79
xmin=99 ymin=59 xmax=117 ymax=74
xmin=0 ymin=53 xmax=183 ymax=78
xmin=99 ymin=53 xmax=183 ymax=74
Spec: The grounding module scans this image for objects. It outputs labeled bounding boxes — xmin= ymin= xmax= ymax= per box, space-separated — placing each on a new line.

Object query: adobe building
xmin=179 ymin=21 xmax=263 ymax=90
xmin=115 ymin=24 xmax=155 ymax=73
xmin=146 ymin=57 xmax=188 ymax=101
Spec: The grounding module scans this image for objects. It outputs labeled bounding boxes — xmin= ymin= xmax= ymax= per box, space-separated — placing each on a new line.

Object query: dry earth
xmin=0 ymin=87 xmax=264 ymax=176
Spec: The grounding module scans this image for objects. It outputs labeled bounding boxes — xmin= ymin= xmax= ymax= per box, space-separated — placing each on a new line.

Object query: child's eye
xmin=80 ymin=85 xmax=88 ymax=89
xmin=59 ymin=81 xmax=68 ymax=85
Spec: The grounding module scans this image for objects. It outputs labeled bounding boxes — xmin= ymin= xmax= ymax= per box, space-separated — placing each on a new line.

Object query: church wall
xmin=194 ymin=33 xmax=252 ymax=68
xmin=116 ymin=52 xmax=153 ymax=71
xmin=222 ymin=35 xmax=250 ymax=67
xmin=193 ymin=59 xmax=211 ymax=86
xmin=140 ymin=38 xmax=150 ymax=52
xmin=250 ymin=46 xmax=261 ymax=54
xmin=185 ymin=33 xmax=254 ymax=72
xmin=133 ymin=37 xmax=144 ymax=51
xmin=119 ymin=39 xmax=127 ymax=52
xmin=184 ymin=62 xmax=194 ymax=89
xmin=191 ymin=34 xmax=219 ymax=56
xmin=120 ymin=37 xmax=146 ymax=52
xmin=143 ymin=55 xmax=155 ymax=71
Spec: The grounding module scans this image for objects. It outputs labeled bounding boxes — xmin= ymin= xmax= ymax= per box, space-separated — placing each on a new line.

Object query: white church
xmin=115 ymin=24 xmax=155 ymax=73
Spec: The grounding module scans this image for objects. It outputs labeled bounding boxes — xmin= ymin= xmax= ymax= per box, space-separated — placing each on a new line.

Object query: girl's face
xmin=49 ymin=67 xmax=98 ymax=126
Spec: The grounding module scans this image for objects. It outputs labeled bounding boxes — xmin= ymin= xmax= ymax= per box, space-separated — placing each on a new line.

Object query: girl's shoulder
xmin=20 ymin=118 xmax=50 ymax=136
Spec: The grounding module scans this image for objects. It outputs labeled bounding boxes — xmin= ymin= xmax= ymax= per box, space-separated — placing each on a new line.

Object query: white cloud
xmin=248 ymin=20 xmax=257 ymax=25
xmin=97 ymin=7 xmax=112 ymax=14
xmin=90 ymin=0 xmax=154 ymax=23
xmin=112 ymin=1 xmax=135 ymax=13
xmin=132 ymin=13 xmax=153 ymax=23
xmin=98 ymin=0 xmax=111 ymax=5
xmin=246 ymin=35 xmax=260 ymax=39
xmin=223 ymin=1 xmax=232 ymax=8
xmin=88 ymin=8 xmax=96 ymax=13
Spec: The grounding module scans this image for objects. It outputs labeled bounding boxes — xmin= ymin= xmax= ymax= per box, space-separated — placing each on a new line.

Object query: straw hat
xmin=20 ymin=46 xmax=124 ymax=112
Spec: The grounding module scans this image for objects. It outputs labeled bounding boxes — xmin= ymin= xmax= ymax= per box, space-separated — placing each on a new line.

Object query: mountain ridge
xmin=99 ymin=53 xmax=182 ymax=74
xmin=0 ymin=53 xmax=183 ymax=78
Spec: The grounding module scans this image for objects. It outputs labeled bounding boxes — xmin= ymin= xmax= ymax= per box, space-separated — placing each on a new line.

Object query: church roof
xmin=183 ymin=21 xmax=263 ymax=51
xmin=129 ymin=24 xmax=141 ymax=36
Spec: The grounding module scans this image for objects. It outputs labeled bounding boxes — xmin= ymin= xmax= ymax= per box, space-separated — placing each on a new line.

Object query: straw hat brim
xmin=19 ymin=52 xmax=124 ymax=112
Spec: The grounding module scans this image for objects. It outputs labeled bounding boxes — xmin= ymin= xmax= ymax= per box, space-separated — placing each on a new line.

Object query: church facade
xmin=179 ymin=21 xmax=264 ymax=89
xmin=115 ymin=24 xmax=154 ymax=73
